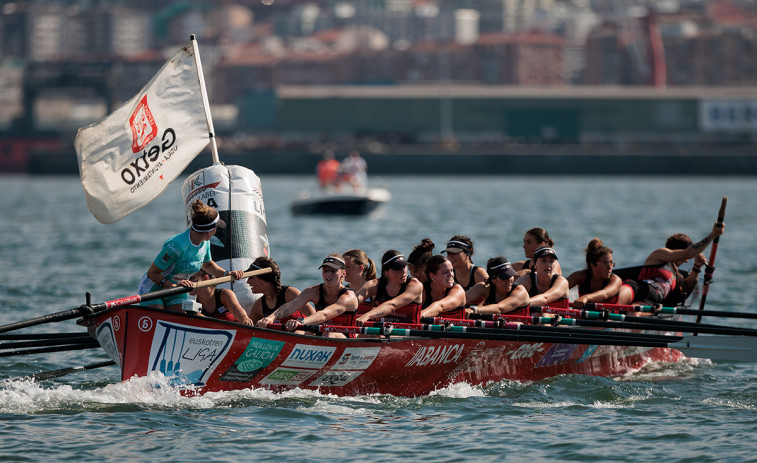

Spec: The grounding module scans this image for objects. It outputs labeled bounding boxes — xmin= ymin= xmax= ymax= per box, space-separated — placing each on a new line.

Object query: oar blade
xmin=671 ymin=335 xmax=757 ymax=362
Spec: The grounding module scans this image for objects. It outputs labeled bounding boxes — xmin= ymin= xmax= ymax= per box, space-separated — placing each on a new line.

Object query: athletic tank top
xmin=201 ymin=289 xmax=236 ymax=321
xmin=578 ymin=269 xmax=619 ymax=304
xmin=261 ymin=285 xmax=290 ymax=317
xmin=375 ymin=279 xmax=410 ymax=303
xmin=638 ymin=263 xmax=677 ymax=300
xmin=485 ymin=284 xmax=529 ymax=316
xmin=454 ymin=265 xmax=480 ymax=291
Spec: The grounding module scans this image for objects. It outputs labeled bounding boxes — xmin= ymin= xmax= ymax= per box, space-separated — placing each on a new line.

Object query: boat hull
xmin=291 ymin=188 xmax=390 ymax=216
xmin=79 ymin=306 xmax=685 ymax=396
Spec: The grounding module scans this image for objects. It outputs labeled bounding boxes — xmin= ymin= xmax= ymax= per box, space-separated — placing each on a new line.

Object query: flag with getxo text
xmin=74 ymin=42 xmax=210 ymax=224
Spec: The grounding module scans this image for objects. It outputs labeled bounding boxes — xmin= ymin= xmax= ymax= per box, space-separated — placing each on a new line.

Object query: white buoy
xmin=181 ymin=164 xmax=269 ymax=313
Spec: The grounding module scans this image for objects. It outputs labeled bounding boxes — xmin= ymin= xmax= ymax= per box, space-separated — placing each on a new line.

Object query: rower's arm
xmin=529 ymin=276 xmax=569 ymax=307
xmin=302 ymin=291 xmax=358 ymax=325
xmin=478 ymin=285 xmax=530 ymax=314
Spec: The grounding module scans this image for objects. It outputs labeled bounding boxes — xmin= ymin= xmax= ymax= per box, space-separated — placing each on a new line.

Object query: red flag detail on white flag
xmin=75 ymin=42 xmax=210 ymax=224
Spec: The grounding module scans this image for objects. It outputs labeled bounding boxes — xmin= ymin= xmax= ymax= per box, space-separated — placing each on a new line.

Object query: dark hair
xmin=342 ymin=249 xmax=377 ymax=280
xmin=526 ymin=227 xmax=554 ymax=247
xmin=665 ymin=233 xmax=692 ymax=250
xmin=586 ymin=238 xmax=613 ymax=267
xmin=424 ymin=255 xmax=449 ymax=279
xmin=191 ymin=199 xmax=219 ymax=226
xmin=379 ymin=249 xmax=403 ymax=281
xmin=485 ymin=256 xmax=510 ymax=285
xmin=408 ymin=238 xmax=434 ymax=268
xmin=247 ymin=257 xmax=282 ymax=294
xmin=449 ymin=235 xmax=474 ymax=257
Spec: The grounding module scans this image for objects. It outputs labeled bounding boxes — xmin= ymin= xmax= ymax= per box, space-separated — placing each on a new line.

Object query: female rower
xmin=342 ymin=249 xmax=377 ymax=292
xmin=465 ymin=257 xmax=530 ymax=316
xmin=567 ymin=238 xmax=622 ymax=306
xmin=512 ymin=227 xmax=563 ymax=276
xmin=515 ymin=246 xmax=569 ymax=308
xmin=407 ymin=238 xmax=435 ymax=283
xmin=443 ymin=235 xmax=488 ymax=291
xmin=180 ymin=269 xmax=253 ymax=325
xmin=246 ymin=257 xmax=306 ymax=324
xmin=138 ymin=199 xmax=243 ymax=312
xmin=355 ymin=250 xmax=423 ymax=325
xmin=617 ymin=222 xmax=723 ymax=306
xmin=419 ymin=255 xmax=466 ymax=318
xmin=256 ymin=254 xmax=358 ymax=338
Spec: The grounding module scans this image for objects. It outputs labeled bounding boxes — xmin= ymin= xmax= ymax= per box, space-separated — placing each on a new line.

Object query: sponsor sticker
xmin=309 ymin=370 xmax=364 ymax=387
xmin=405 ymin=343 xmax=465 ymax=367
xmin=535 ymin=343 xmax=579 ymax=368
xmin=219 ymin=337 xmax=285 ymax=383
xmin=332 ymin=347 xmax=380 ymax=370
xmin=259 ymin=368 xmax=318 ymax=386
xmin=148 ymin=321 xmax=235 ymax=387
xmin=282 ymin=344 xmax=336 ymax=369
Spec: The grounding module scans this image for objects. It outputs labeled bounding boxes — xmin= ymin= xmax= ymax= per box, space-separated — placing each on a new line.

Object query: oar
xmin=697 ymin=196 xmax=727 ymax=324
xmin=365 ymin=321 xmax=677 ymax=344
xmin=0 ymin=268 xmax=272 ymax=334
xmin=576 ymin=302 xmax=757 ymax=320
xmin=0 ymin=340 xmax=101 ymax=357
xmin=0 ymin=336 xmax=94 ymax=350
xmin=298 ymin=324 xmax=757 ymax=362
xmin=10 ymin=360 xmax=116 ymax=382
xmin=0 ymin=332 xmax=94 ymax=341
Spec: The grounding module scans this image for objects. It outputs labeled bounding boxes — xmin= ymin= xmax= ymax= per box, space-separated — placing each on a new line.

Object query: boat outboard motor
xmin=181 ymin=164 xmax=270 ymax=313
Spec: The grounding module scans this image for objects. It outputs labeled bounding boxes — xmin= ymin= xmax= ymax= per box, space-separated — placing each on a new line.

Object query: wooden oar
xmin=297 ymin=324 xmax=757 ymax=362
xmin=11 ymin=360 xmax=116 ymax=382
xmin=697 ymin=196 xmax=727 ymax=324
xmin=0 ymin=268 xmax=272 ymax=334
xmin=575 ymin=302 xmax=757 ymax=320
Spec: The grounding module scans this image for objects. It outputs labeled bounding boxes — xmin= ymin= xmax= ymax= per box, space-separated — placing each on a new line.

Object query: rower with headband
xmin=137 ymin=199 xmax=243 ymax=312
xmin=442 ymin=234 xmax=488 ymax=292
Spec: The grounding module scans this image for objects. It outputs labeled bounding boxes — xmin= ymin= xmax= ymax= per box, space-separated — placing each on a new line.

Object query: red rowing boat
xmin=78 ymin=305 xmax=684 ymax=396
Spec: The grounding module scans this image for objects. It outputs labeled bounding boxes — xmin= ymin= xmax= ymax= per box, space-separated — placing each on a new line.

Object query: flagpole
xmin=190 ymin=34 xmax=220 ymax=165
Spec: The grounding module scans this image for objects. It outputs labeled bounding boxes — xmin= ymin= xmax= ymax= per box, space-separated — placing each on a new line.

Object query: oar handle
xmin=0 ymin=268 xmax=273 ymax=334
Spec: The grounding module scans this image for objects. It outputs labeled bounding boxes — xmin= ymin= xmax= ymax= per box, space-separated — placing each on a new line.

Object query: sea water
xmin=1 ymin=174 xmax=756 ymax=462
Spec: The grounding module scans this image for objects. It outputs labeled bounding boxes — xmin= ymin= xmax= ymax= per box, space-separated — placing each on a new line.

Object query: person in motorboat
xmin=179 ymin=269 xmax=253 ymax=325
xmin=512 ymin=227 xmax=563 ymax=276
xmin=465 ymin=257 xmax=530 ymax=316
xmin=245 ymin=257 xmax=308 ymax=324
xmin=137 ymin=199 xmax=243 ymax=312
xmin=256 ymin=254 xmax=358 ymax=338
xmin=616 ymin=222 xmax=723 ymax=307
xmin=442 ymin=235 xmax=488 ymax=292
xmin=342 ymin=249 xmax=377 ymax=293
xmin=407 ymin=238 xmax=435 ymax=283
xmin=354 ymin=250 xmax=423 ymax=325
xmin=316 ymin=151 xmax=341 ymax=190
xmin=515 ymin=246 xmax=570 ymax=309
xmin=419 ymin=255 xmax=467 ymax=319
xmin=339 ymin=150 xmax=367 ymax=191
xmin=567 ymin=238 xmax=622 ymax=307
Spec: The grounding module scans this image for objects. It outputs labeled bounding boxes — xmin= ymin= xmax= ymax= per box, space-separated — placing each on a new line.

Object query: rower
xmin=181 ymin=269 xmax=253 ymax=325
xmin=419 ymin=255 xmax=466 ymax=319
xmin=355 ymin=251 xmax=423 ymax=325
xmin=442 ymin=235 xmax=488 ymax=291
xmin=617 ymin=222 xmax=724 ymax=307
xmin=567 ymin=238 xmax=622 ymax=307
xmin=465 ymin=257 xmax=530 ymax=316
xmin=256 ymin=254 xmax=358 ymax=338
xmin=512 ymin=227 xmax=563 ymax=276
xmin=407 ymin=238 xmax=435 ymax=283
xmin=246 ymin=257 xmax=308 ymax=324
xmin=515 ymin=246 xmax=569 ymax=310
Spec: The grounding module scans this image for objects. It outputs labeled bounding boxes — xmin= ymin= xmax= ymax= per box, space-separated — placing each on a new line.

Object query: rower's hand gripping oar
xmin=0 ymin=268 xmax=272 ymax=334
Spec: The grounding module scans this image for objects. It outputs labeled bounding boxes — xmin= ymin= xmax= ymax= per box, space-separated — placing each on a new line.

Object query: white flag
xmin=75 ymin=42 xmax=210 ymax=224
